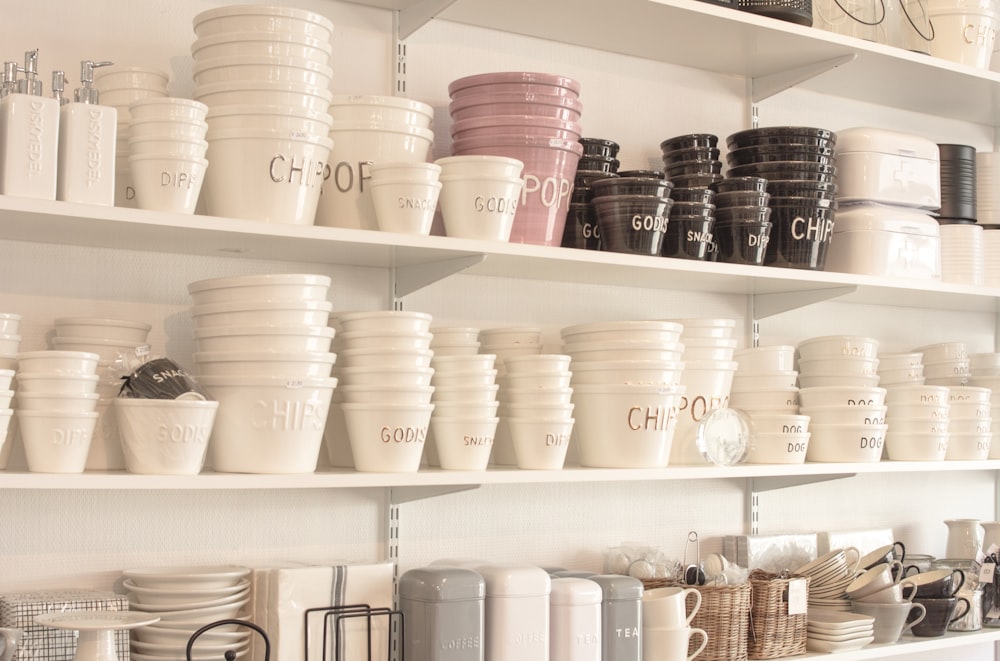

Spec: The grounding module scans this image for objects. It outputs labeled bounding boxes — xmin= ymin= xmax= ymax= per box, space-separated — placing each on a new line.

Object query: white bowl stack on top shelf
xmin=917 ymin=341 xmax=970 ymax=386
xmin=732 ymin=345 xmax=810 ymax=464
xmin=485 ymin=326 xmax=544 ymax=466
xmin=326 ymin=311 xmax=435 ymax=473
xmin=191 ymin=4 xmax=336 ymax=225
xmin=563 ymin=320 xmax=685 ymax=468
xmin=50 ymin=316 xmax=153 ymax=471
xmin=795 ymin=335 xmax=887 ymax=463
xmin=876 ymin=351 xmax=925 ymax=387
xmin=125 ymin=565 xmax=252 ymax=661
xmin=188 ymin=273 xmax=337 ymax=474
xmin=969 ymin=352 xmax=1000 ymax=459
xmin=669 ymin=318 xmax=738 ymax=465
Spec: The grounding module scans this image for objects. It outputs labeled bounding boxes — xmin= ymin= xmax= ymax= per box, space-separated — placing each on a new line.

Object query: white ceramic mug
xmin=852 ymin=600 xmax=926 ymax=643
xmin=642 ymin=586 xmax=703 ymax=627
xmin=854 ymin=578 xmax=918 ymax=604
xmin=642 ymin=626 xmax=708 ymax=661
xmin=846 ymin=560 xmax=905 ymax=599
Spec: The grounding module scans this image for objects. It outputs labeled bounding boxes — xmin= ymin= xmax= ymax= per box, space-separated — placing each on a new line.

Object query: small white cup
xmin=642 ymin=626 xmax=708 ymax=661
xmin=642 ymin=586 xmax=702 ymax=628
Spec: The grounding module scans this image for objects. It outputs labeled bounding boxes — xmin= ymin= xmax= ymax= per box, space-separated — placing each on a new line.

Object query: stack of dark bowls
xmin=713 ymin=176 xmax=772 ymax=265
xmin=660 ymin=134 xmax=722 ymax=261
xmin=590 ymin=172 xmax=674 ymax=256
xmin=562 ymin=137 xmax=621 ymax=250
xmin=725 ymin=126 xmax=838 ymax=270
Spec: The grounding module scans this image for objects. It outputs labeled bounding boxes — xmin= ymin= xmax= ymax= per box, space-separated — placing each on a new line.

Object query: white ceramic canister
xmin=478 ymin=565 xmax=551 ymax=661
xmin=399 ymin=567 xmax=485 ymax=661
xmin=834 ymin=127 xmax=941 ymax=208
xmin=549 ymin=578 xmax=602 ymax=661
xmin=823 ymin=203 xmax=941 ymax=279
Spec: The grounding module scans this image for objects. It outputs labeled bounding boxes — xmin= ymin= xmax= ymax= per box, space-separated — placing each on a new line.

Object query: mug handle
xmin=683 ymin=587 xmax=703 ymax=625
xmin=949 ymin=596 xmax=971 ymax=624
xmin=687 ymin=627 xmax=709 ymax=661
xmin=903 ymin=564 xmax=920 ymax=578
xmin=902 ymin=602 xmax=927 ymax=632
xmin=900 ymin=578 xmax=918 ymax=602
xmin=888 ymin=560 xmax=905 ymax=583
xmin=952 ymin=569 xmax=966 ymax=596
xmin=843 ymin=546 xmax=861 ymax=574
xmin=892 ymin=540 xmax=906 ymax=564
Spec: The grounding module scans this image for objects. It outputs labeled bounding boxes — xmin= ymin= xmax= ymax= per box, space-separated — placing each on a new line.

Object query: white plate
xmin=808 ymin=622 xmax=874 ymax=637
xmin=35 ymin=611 xmax=160 ymax=630
xmin=127 ymin=586 xmax=250 ymax=611
xmin=808 ymin=610 xmax=875 ymax=629
xmin=806 ymin=636 xmax=874 ymax=653
xmin=807 ymin=628 xmax=874 ymax=642
xmin=123 ymin=566 xmax=250 ymax=589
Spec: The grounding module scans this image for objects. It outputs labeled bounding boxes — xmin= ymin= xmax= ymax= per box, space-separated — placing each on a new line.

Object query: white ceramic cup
xmin=851 ymin=600 xmax=926 ymax=643
xmin=642 ymin=586 xmax=703 ymax=628
xmin=854 ymin=578 xmax=918 ymax=604
xmin=845 ymin=560 xmax=905 ymax=598
xmin=642 ymin=626 xmax=708 ymax=661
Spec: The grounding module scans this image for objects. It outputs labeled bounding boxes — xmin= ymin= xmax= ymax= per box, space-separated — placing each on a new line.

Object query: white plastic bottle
xmin=57 ymin=60 xmax=117 ymax=205
xmin=0 ymin=50 xmax=59 ymax=199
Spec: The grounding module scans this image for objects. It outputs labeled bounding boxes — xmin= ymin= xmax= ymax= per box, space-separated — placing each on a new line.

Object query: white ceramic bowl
xmin=728 ymin=387 xmax=799 ymax=412
xmin=501 ymin=354 xmax=572 ymax=374
xmin=370 ymin=161 xmax=442 ymax=182
xmin=430 ymin=416 xmax=499 ymax=470
xmin=129 ymin=98 xmax=209 ymax=123
xmin=564 ymin=340 xmax=685 ymax=363
xmin=431 ymin=369 xmax=499 ymax=388
xmin=337 ymin=330 xmax=432 ymax=351
xmin=199 ymin=375 xmax=337 ymax=473
xmin=878 ymin=366 xmax=925 ymax=385
xmin=0 ymin=369 xmax=13 ymax=392
xmin=50 ymin=336 xmax=148 ymax=364
xmin=193 ymin=350 xmax=336 ymax=377
xmin=914 ymin=341 xmax=968 ymax=363
xmin=883 ymin=384 xmax=949 ymax=405
xmin=338 ymin=385 xmax=434 ymax=405
xmin=132 ymin=598 xmax=248 ymax=623
xmin=191 ymin=31 xmax=333 ymax=63
xmin=745 ymin=431 xmax=810 ymax=464
xmin=886 ymin=402 xmax=950 ymax=420
xmin=950 ymin=417 xmax=991 ymax=433
xmin=730 ymin=371 xmax=798 ymax=391
xmin=498 ymin=372 xmax=572 ymax=390
xmin=15 ymin=392 xmax=100 ymax=412
xmin=341 ymin=402 xmax=433 ymax=472
xmin=946 ymin=432 xmax=991 ymax=460
xmin=130 ymin=637 xmax=249 ymax=656
xmin=806 ymin=423 xmax=888 ymax=462
xmin=337 ymin=366 xmax=434 ymax=387
xmin=193 ymin=80 xmax=334 ymax=113
xmin=15 ymin=372 xmax=99 ymax=394
xmin=431 ymin=384 xmax=499 ymax=403
xmin=430 ymin=326 xmax=480 ymax=347
xmin=370 ymin=179 xmax=441 ymax=235
xmin=191 ymin=299 xmax=333 ymax=327
xmin=431 ymin=344 xmax=482 ymax=356
xmin=569 ymin=359 xmax=683 ymax=386
xmin=799 ymin=405 xmax=887 ymax=425
xmin=436 ymin=154 xmax=525 ymax=179
xmin=128 ymin=136 xmax=208 ymax=158
xmin=432 ymin=400 xmax=500 ymax=419
xmin=203 ymin=129 xmax=332 ymax=225
xmin=100 ymin=87 xmax=168 ymax=106
xmin=671 ymin=317 xmax=737 ymax=336
xmin=671 ymin=361 xmax=739 ymax=465
xmin=923 ymin=359 xmax=971 ymax=380
xmin=878 ymin=352 xmax=924 ymax=370
xmin=885 ymin=417 xmax=949 ymax=434
xmin=192 ymin=4 xmax=335 ymax=41
xmin=128 ymin=118 xmax=209 ymax=141
xmin=16 ymin=350 xmax=100 ymax=375
xmin=191 ymin=55 xmax=334 ymax=87
xmin=798 ymin=356 xmax=880 ymax=376
xmin=950 ymin=400 xmax=990 ymax=421
xmin=337 ymin=347 xmax=432 ymax=369
xmin=949 ymin=385 xmax=992 ymax=403
xmin=681 ymin=337 xmax=738 ymax=362
xmin=54 ymin=317 xmax=152 ymax=343
xmin=749 ymin=413 xmax=810 ymax=435
xmin=194 ymin=324 xmax=334 ymax=353
xmin=501 ymin=387 xmax=573 ymax=405
xmin=797 ymin=374 xmax=881 ymax=388
xmin=480 ymin=326 xmax=543 ymax=345
xmin=560 ymin=320 xmax=684 ymax=345
xmin=508 ymin=416 xmax=575 ymax=469
xmin=438 ymin=175 xmax=523 ymax=241
xmin=572 ymin=383 xmax=686 ymax=468
xmin=734 ymin=345 xmax=796 ymax=373
xmin=0 ymin=313 xmax=21 ymax=335
xmin=188 ymin=273 xmax=331 ymax=305
xmin=0 ymin=333 xmax=21 ymax=356
xmin=17 ymin=409 xmax=99 ymax=473
xmin=797 ymin=335 xmax=880 ymax=360
xmin=431 ymin=354 xmax=497 ymax=373
xmin=335 ymin=311 xmax=433 ymax=335
xmin=204 ymin=104 xmax=333 ymax=135
xmin=127 ymin=152 xmax=207 ymax=215
xmin=123 ymin=578 xmax=249 ymax=604
xmin=883 ymin=430 xmax=947 ymax=461
xmin=122 ymin=566 xmax=250 ymax=590
xmin=95 ymin=65 xmax=169 ymax=89
xmin=329 ymin=95 xmax=435 ymax=128
xmin=487 ymin=344 xmax=544 ymax=360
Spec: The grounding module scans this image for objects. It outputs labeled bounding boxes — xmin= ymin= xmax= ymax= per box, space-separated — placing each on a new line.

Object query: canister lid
xmin=832 ymin=203 xmax=940 ymax=237
xmin=399 ymin=567 xmax=485 ymax=602
xmin=551 ymin=570 xmax=598 ymax=579
xmin=588 ymin=575 xmax=645 ymax=601
xmin=477 ymin=564 xmax=552 ymax=596
xmin=835 ymin=127 xmax=939 ymax=160
xmin=550 ymin=577 xmax=603 ymax=605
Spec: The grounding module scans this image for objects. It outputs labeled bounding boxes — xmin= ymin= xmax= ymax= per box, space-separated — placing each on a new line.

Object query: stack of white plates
xmin=126 ymin=565 xmax=252 ymax=661
xmin=795 ymin=549 xmax=863 ymax=613
xmin=806 ymin=610 xmax=874 ymax=653
xmin=939 ymin=223 xmax=984 ymax=286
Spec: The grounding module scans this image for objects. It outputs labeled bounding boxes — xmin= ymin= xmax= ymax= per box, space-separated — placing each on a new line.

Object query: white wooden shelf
xmin=800 ymin=629 xmax=1000 ymax=659
xmin=351 ymin=0 xmax=1000 ymax=125
xmin=1 ymin=197 xmax=998 ymax=314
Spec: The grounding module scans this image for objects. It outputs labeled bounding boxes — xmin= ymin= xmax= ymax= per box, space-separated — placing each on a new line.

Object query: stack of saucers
xmin=712 ymin=176 xmax=773 ymax=265
xmin=883 ymin=384 xmax=950 ymax=461
xmin=447 ymin=71 xmax=584 ymax=246
xmin=191 ymin=4 xmax=336 ymax=225
xmin=796 ymin=335 xmax=887 ymax=462
xmin=188 ymin=273 xmax=337 ymax=474
xmin=50 ymin=316 xmax=153 ymax=471
xmin=660 ymin=133 xmax=723 ymax=189
xmin=326 ymin=311 xmax=434 ymax=473
xmin=946 ymin=386 xmax=992 ymax=460
xmin=732 ymin=345 xmax=808 ymax=463
xmin=427 ymin=353 xmax=498 ymax=470
xmin=726 ymin=126 xmax=838 ymax=270
xmin=795 ymin=548 xmax=862 ymax=612
xmin=563 ymin=321 xmax=686 ymax=468
xmin=876 ymin=352 xmax=925 ymax=387
xmin=806 ymin=610 xmax=874 ymax=653
xmin=499 ymin=354 xmax=575 ymax=470
xmin=669 ymin=318 xmax=739 ymax=465
xmin=915 ymin=341 xmax=969 ymax=386
xmin=483 ymin=327 xmax=544 ymax=466
xmin=126 ymin=565 xmax=252 ymax=661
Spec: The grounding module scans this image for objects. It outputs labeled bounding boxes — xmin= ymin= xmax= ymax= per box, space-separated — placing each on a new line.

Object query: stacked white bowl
xmin=125 ymin=565 xmax=252 ymax=661
xmin=483 ymin=327 xmax=544 ymax=466
xmin=430 ymin=326 xmax=481 ymax=356
xmin=732 ymin=345 xmax=809 ymax=463
xmin=327 ymin=311 xmax=435 ymax=473
xmin=315 ymin=95 xmax=435 ymax=231
xmin=563 ymin=320 xmax=686 ymax=468
xmin=669 ymin=318 xmax=738 ymax=465
xmin=50 ymin=317 xmax=153 ymax=471
xmin=190 ymin=5 xmax=336 ymax=225
xmin=984 ymin=229 xmax=1000 ymax=287
xmin=883 ymin=384 xmax=950 ymax=460
xmin=916 ymin=341 xmax=970 ymax=386
xmin=14 ymin=351 xmax=101 ymax=473
xmin=499 ymin=354 xmax=574 ymax=470
xmin=945 ymin=386 xmax=992 ymax=460
xmin=796 ymin=335 xmax=887 ymax=462
xmin=978 ymin=151 xmax=1000 ymax=223
xmin=0 ymin=313 xmax=21 ymax=371
xmin=939 ymin=223 xmax=985 ymax=286
xmin=0 ymin=367 xmax=13 ymax=467
xmin=435 ymin=155 xmax=526 ymax=241
xmin=425 ymin=353 xmax=500 ymax=470
xmin=876 ymin=351 xmax=925 ymax=387
xmin=127 ymin=98 xmax=210 ymax=214
xmin=368 ymin=162 xmax=442 ymax=235
xmin=188 ymin=273 xmax=336 ymax=474
xmin=94 ymin=66 xmax=170 ymax=208
xmin=969 ymin=355 xmax=1000 ymax=458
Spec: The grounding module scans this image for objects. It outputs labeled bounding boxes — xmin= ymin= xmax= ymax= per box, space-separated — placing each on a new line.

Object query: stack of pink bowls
xmin=191 ymin=4 xmax=336 ymax=225
xmin=447 ymin=71 xmax=585 ymax=246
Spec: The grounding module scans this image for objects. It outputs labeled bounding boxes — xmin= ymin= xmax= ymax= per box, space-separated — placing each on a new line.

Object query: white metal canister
xmin=478 ymin=565 xmax=552 ymax=661
xmin=834 ymin=127 xmax=941 ymax=209
xmin=549 ymin=578 xmax=602 ymax=661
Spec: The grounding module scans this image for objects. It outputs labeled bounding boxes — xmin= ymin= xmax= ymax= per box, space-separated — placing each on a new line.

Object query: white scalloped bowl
xmin=123 ymin=566 xmax=250 ymax=590
xmin=187 ymin=273 xmax=331 ymax=305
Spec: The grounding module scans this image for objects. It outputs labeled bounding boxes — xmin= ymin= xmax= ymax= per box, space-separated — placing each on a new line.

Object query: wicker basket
xmin=644 ymin=579 xmax=752 ymax=661
xmin=748 ymin=570 xmax=809 ymax=660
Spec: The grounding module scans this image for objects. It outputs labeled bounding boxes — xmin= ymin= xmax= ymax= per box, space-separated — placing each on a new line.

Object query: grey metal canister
xmin=589 ymin=575 xmax=643 ymax=661
xmin=399 ymin=567 xmax=486 ymax=661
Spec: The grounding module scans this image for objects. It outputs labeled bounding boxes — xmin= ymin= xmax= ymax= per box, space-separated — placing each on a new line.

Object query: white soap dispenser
xmin=0 ymin=50 xmax=60 ymax=199
xmin=57 ymin=60 xmax=116 ymax=205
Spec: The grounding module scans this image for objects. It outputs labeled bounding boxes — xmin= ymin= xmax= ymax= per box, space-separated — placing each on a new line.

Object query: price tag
xmin=787 ymin=578 xmax=807 ymax=615
xmin=980 ymin=562 xmax=996 ymax=584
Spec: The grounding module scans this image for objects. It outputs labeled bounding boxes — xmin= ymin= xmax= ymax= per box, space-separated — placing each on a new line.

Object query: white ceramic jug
xmin=945 ymin=519 xmax=983 ymax=559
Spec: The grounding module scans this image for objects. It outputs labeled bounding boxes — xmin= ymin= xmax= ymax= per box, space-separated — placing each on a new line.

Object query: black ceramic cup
xmin=561 ymin=202 xmax=602 ymax=251
xmin=910 ymin=596 xmax=969 ymax=637
xmin=714 ymin=220 xmax=772 ymax=266
xmin=592 ymin=194 xmax=672 ymax=256
xmin=662 ymin=216 xmax=715 ymax=260
xmin=908 ymin=568 xmax=965 ymax=599
xmin=764 ymin=201 xmax=836 ymax=270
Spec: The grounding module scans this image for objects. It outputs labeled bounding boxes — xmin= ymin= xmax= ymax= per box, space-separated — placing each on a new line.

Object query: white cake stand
xmin=35 ymin=612 xmax=160 ymax=661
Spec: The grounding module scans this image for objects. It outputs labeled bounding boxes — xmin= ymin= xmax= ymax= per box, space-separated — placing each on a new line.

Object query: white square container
xmin=835 ymin=127 xmax=941 ymax=209
xmin=477 ymin=565 xmax=551 ymax=661
xmin=824 ymin=204 xmax=941 ymax=279
xmin=549 ymin=578 xmax=602 ymax=661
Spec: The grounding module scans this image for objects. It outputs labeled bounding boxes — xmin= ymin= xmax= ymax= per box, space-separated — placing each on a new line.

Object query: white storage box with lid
xmin=549 ymin=577 xmax=602 ymax=661
xmin=477 ymin=565 xmax=551 ymax=661
xmin=835 ymin=127 xmax=941 ymax=209
xmin=824 ymin=203 xmax=941 ymax=279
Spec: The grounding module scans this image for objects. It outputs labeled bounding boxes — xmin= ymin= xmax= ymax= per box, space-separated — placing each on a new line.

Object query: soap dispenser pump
xmin=0 ymin=49 xmax=60 ymax=199
xmin=57 ymin=60 xmax=117 ymax=206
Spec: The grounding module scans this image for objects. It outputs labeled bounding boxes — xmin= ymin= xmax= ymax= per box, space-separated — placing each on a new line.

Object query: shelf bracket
xmin=752 ymin=285 xmax=858 ymax=319
xmin=751 ymin=54 xmax=857 ymax=103
xmin=393 ymin=254 xmax=486 ymax=299
xmin=746 ymin=473 xmax=856 ymax=535
xmin=396 ymin=0 xmax=460 ymax=40
xmin=390 ymin=484 xmax=481 ymax=505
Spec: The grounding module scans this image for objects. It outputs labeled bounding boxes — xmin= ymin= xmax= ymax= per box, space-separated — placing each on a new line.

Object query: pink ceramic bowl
xmin=448 ymin=71 xmax=581 ymax=98
xmin=451 ymin=114 xmax=582 ymax=137
xmin=449 ymin=92 xmax=583 ymax=123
